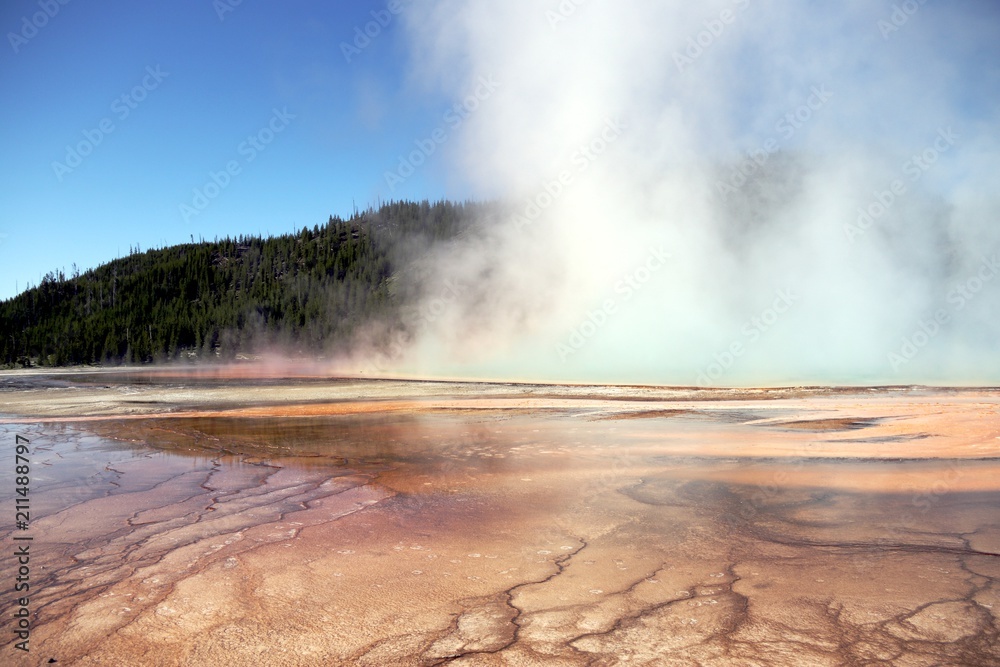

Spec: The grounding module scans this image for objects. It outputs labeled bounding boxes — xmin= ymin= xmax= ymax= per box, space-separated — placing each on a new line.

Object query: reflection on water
xmin=1 ymin=388 xmax=998 ymax=665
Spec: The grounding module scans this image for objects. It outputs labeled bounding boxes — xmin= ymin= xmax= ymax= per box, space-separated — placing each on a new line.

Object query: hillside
xmin=0 ymin=200 xmax=485 ymax=366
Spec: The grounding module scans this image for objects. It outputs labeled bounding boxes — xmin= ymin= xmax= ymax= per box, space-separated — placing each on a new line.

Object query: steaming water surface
xmin=1 ymin=376 xmax=998 ymax=665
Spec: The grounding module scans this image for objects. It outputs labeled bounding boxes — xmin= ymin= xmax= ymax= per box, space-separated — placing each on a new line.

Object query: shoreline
xmin=3 ymin=364 xmax=998 ymax=391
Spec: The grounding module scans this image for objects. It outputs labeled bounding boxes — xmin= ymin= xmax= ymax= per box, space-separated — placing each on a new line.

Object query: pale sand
xmin=0 ymin=370 xmax=997 ymax=665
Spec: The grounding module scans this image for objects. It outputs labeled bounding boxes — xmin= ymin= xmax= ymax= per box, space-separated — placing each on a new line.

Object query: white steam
xmin=387 ymin=0 xmax=1000 ymax=385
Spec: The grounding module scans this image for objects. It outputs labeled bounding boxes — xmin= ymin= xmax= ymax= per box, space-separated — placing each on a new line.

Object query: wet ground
xmin=0 ymin=370 xmax=998 ymax=665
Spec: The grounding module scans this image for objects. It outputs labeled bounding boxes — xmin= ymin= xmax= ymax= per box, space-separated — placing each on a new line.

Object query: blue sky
xmin=0 ymin=0 xmax=457 ymax=300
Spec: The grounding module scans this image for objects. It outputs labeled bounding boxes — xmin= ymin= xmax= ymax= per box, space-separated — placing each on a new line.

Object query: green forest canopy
xmin=0 ymin=200 xmax=487 ymax=367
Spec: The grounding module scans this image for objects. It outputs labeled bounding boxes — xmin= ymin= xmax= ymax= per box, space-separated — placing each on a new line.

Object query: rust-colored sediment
xmin=1 ymin=373 xmax=998 ymax=665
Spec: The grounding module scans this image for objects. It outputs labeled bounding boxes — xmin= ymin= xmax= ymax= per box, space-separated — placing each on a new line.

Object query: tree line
xmin=0 ymin=200 xmax=486 ymax=366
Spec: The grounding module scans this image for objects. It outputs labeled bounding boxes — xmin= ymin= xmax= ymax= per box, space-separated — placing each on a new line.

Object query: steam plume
xmin=387 ymin=0 xmax=1000 ymax=385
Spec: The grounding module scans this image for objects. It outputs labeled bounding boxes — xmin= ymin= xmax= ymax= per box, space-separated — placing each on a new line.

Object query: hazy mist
xmin=376 ymin=0 xmax=1000 ymax=385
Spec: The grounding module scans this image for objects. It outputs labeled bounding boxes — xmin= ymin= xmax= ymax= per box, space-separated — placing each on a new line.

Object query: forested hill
xmin=0 ymin=200 xmax=485 ymax=366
